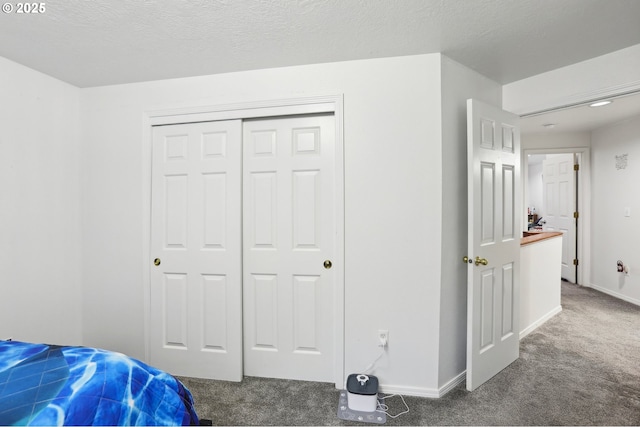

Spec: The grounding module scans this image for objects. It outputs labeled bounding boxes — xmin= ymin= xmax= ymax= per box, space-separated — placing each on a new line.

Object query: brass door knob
xmin=463 ymin=256 xmax=471 ymax=264
xmin=323 ymin=260 xmax=332 ymax=269
xmin=474 ymin=256 xmax=488 ymax=266
xmin=154 ymin=258 xmax=161 ymax=266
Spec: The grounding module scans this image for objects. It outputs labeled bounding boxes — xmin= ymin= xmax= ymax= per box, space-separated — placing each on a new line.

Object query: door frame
xmin=522 ymin=147 xmax=591 ymax=286
xmin=141 ymin=95 xmax=345 ymax=387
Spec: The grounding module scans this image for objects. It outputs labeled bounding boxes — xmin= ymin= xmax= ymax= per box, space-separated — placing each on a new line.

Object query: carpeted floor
xmin=179 ymin=282 xmax=640 ymax=425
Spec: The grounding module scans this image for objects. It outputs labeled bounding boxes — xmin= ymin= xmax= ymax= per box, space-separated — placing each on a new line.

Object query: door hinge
xmin=574 ymin=211 xmax=579 ymax=219
xmin=574 ymin=164 xmax=580 ymax=171
xmin=573 ymin=259 xmax=579 ymax=266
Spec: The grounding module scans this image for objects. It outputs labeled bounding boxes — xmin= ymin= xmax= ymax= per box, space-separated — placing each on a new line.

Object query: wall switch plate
xmin=624 ymin=207 xmax=631 ymax=217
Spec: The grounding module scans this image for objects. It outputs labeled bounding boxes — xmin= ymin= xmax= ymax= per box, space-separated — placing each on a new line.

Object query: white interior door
xmin=466 ymin=99 xmax=521 ymax=391
xmin=149 ymin=120 xmax=242 ymax=381
xmin=542 ymin=154 xmax=577 ymax=283
xmin=242 ymin=114 xmax=336 ymax=382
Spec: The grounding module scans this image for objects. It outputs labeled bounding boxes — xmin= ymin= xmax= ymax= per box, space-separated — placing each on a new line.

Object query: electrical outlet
xmin=378 ymin=329 xmax=389 ymax=347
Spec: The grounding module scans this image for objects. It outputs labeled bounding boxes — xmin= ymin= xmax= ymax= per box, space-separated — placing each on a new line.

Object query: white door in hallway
xmin=149 ymin=120 xmax=242 ymax=381
xmin=242 ymin=115 xmax=336 ymax=382
xmin=542 ymin=154 xmax=577 ymax=283
xmin=466 ymin=99 xmax=521 ymax=391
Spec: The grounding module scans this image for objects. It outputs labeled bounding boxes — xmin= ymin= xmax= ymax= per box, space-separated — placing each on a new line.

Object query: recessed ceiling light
xmin=542 ymin=123 xmax=556 ymax=128
xmin=590 ymin=100 xmax=612 ymax=107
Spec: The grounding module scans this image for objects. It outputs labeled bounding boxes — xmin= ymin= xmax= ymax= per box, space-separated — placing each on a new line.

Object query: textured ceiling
xmin=1 ymin=0 xmax=640 ymax=88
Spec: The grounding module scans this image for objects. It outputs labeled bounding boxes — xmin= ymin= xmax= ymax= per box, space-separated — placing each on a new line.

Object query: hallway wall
xmin=590 ymin=115 xmax=640 ymax=304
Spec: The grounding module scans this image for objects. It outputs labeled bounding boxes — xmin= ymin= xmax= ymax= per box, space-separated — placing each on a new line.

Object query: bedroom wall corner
xmin=0 ymin=55 xmax=83 ymax=345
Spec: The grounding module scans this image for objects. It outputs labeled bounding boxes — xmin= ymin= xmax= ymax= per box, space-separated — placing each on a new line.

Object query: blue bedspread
xmin=0 ymin=340 xmax=199 ymax=426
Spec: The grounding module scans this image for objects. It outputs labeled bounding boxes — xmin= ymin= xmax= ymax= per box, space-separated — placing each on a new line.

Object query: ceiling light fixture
xmin=589 ymin=100 xmax=612 ymax=107
xmin=542 ymin=123 xmax=556 ymax=128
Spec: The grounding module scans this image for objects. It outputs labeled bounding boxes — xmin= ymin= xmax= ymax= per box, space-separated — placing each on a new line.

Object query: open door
xmin=466 ymin=99 xmax=521 ymax=391
xmin=542 ymin=154 xmax=577 ymax=283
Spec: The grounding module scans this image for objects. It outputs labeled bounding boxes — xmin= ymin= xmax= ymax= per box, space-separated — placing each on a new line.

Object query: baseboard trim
xmin=378 ymin=383 xmax=440 ymax=398
xmin=519 ymin=305 xmax=563 ymax=339
xmin=379 ymin=371 xmax=466 ymax=398
xmin=437 ymin=370 xmax=466 ymax=396
xmin=377 ymin=305 xmax=566 ymax=399
xmin=584 ymin=283 xmax=640 ymax=307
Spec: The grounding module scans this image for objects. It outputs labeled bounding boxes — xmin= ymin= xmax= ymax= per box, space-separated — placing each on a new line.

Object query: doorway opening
xmin=523 ymin=148 xmax=590 ymax=286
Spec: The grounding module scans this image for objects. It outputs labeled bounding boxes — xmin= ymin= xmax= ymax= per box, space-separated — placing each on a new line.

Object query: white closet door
xmin=149 ymin=120 xmax=242 ymax=381
xmin=243 ymin=114 xmax=336 ymax=382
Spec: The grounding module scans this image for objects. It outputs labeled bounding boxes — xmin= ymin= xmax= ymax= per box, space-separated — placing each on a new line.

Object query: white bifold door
xmin=149 ymin=114 xmax=336 ymax=383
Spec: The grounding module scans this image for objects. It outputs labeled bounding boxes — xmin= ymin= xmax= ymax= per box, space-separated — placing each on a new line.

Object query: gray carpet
xmin=179 ymin=282 xmax=640 ymax=425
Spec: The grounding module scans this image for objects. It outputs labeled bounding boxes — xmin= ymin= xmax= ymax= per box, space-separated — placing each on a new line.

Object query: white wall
xmin=438 ymin=57 xmax=501 ymax=390
xmin=520 ymin=235 xmax=562 ymax=337
xmin=590 ymin=116 xmax=640 ymax=304
xmin=522 ymin=131 xmax=591 ymax=151
xmin=527 ymin=161 xmax=544 ymax=217
xmin=0 ymin=56 xmax=82 ymax=344
xmin=79 ymin=54 xmax=447 ymax=394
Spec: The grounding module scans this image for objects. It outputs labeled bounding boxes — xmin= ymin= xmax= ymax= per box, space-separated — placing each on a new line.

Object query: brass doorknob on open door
xmin=463 ymin=256 xmax=472 ymax=264
xmin=154 ymin=258 xmax=161 ymax=266
xmin=474 ymin=256 xmax=488 ymax=266
xmin=323 ymin=260 xmax=332 ymax=269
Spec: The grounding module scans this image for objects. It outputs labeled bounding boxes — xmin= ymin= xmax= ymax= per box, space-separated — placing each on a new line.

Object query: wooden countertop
xmin=521 ymin=231 xmax=563 ymax=246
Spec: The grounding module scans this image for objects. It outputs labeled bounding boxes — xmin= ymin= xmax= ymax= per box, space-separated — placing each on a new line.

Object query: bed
xmin=0 ymin=340 xmax=199 ymax=426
